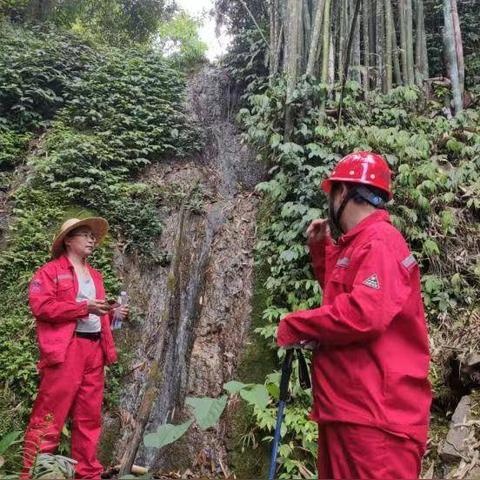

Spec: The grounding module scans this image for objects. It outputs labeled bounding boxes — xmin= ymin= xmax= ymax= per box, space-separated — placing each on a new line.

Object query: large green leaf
xmin=0 ymin=431 xmax=22 ymax=455
xmin=239 ymin=385 xmax=270 ymax=409
xmin=223 ymin=380 xmax=248 ymax=394
xmin=185 ymin=396 xmax=227 ymax=430
xmin=143 ymin=420 xmax=193 ymax=449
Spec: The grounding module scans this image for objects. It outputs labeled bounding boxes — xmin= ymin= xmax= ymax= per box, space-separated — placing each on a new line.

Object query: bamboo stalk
xmin=284 ymin=0 xmax=303 ymax=139
xmin=390 ymin=1 xmax=402 ymax=85
xmin=321 ymin=0 xmax=332 ymax=86
xmin=306 ymin=0 xmax=327 ymax=76
xmin=376 ymin=0 xmax=385 ymax=91
xmin=362 ymin=0 xmax=370 ymax=93
xmin=352 ymin=0 xmax=361 ymax=84
xmin=399 ymin=0 xmax=408 ymax=85
xmin=443 ymin=0 xmax=462 ymax=114
xmin=405 ymin=0 xmax=415 ymax=84
xmin=337 ymin=0 xmax=362 ymax=126
xmin=450 ymin=0 xmax=464 ymax=98
xmin=384 ymin=0 xmax=393 ymax=91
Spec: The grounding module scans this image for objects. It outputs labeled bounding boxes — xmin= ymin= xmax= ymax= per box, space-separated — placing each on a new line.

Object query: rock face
xmin=102 ymin=66 xmax=266 ymax=474
xmin=441 ymin=395 xmax=472 ymax=463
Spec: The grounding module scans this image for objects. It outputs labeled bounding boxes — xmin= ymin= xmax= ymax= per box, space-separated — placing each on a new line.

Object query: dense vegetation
xmin=1 ymin=0 xmax=479 ymax=478
xmin=217 ymin=0 xmax=480 ymax=477
xmin=237 ymin=77 xmax=480 ymax=477
xmin=0 ymin=17 xmax=203 ymax=472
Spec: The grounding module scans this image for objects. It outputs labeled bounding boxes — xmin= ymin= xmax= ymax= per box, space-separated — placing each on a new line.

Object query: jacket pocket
xmin=56 ymin=279 xmax=75 ymax=300
xmin=384 ymin=370 xmax=431 ymax=424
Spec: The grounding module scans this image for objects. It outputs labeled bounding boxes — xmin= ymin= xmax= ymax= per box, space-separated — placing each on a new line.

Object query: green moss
xmin=227 ymin=200 xmax=276 ymax=479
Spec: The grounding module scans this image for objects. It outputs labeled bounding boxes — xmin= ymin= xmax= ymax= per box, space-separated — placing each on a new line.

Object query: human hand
xmin=306 ymin=219 xmax=330 ymax=243
xmin=281 ymin=340 xmax=318 ymax=351
xmin=87 ymin=299 xmax=111 ymax=316
xmin=113 ymin=305 xmax=129 ymax=321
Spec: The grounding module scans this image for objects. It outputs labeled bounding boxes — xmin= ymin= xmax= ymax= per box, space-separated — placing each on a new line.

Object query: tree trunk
xmin=368 ymin=0 xmax=376 ymax=77
xmin=414 ymin=0 xmax=428 ymax=86
xmin=450 ymin=0 xmax=464 ymax=98
xmin=27 ymin=0 xmax=54 ymax=21
xmin=306 ymin=0 xmax=327 ymax=76
xmin=321 ymin=0 xmax=332 ymax=86
xmin=390 ymin=1 xmax=402 ymax=85
xmin=285 ymin=0 xmax=303 ymax=138
xmin=384 ymin=0 xmax=393 ymax=91
xmin=443 ymin=0 xmax=462 ymax=114
xmin=399 ymin=0 xmax=408 ymax=85
xmin=376 ymin=0 xmax=385 ymax=91
xmin=362 ymin=0 xmax=370 ymax=93
xmin=269 ymin=0 xmax=277 ymax=80
xmin=338 ymin=0 xmax=347 ymax=83
xmin=338 ymin=0 xmax=362 ymax=125
xmin=405 ymin=0 xmax=415 ymax=84
xmin=352 ymin=0 xmax=361 ymax=83
xmin=303 ymin=0 xmax=312 ymax=73
xmin=273 ymin=24 xmax=284 ymax=78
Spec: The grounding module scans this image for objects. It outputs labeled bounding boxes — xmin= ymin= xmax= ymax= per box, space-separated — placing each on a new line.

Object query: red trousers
xmin=22 ymin=336 xmax=105 ymax=479
xmin=317 ymin=423 xmax=425 ymax=479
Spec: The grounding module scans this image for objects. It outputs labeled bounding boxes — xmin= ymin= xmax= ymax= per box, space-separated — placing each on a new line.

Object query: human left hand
xmin=281 ymin=340 xmax=318 ymax=351
xmin=114 ymin=305 xmax=129 ymax=321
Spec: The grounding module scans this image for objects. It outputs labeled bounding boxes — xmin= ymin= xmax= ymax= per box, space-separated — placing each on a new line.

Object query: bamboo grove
xmin=265 ymin=0 xmax=466 ymax=123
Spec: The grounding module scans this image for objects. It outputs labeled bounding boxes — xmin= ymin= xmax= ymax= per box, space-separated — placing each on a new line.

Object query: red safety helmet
xmin=321 ymin=151 xmax=393 ymax=200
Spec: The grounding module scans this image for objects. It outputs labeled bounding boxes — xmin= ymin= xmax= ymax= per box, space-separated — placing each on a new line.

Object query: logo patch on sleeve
xmin=30 ymin=279 xmax=42 ymax=293
xmin=401 ymin=254 xmax=417 ymax=271
xmin=336 ymin=257 xmax=350 ymax=268
xmin=362 ymin=274 xmax=380 ymax=289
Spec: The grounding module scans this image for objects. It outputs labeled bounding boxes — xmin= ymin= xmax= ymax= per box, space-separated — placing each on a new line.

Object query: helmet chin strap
xmin=329 ymin=185 xmax=386 ymax=234
xmin=329 ymin=188 xmax=357 ymax=234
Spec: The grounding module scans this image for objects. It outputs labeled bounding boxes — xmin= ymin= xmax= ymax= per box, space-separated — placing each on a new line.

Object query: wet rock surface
xmin=102 ymin=66 xmax=266 ymax=474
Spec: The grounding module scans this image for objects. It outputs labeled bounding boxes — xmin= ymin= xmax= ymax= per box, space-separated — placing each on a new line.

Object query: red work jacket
xmin=277 ymin=210 xmax=431 ymax=443
xmin=29 ymin=255 xmax=117 ymax=369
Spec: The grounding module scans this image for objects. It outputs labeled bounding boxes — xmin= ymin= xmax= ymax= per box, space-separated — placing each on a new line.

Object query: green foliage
xmin=238 ymin=76 xmax=480 ymax=477
xmin=157 ymin=11 xmax=207 ymax=68
xmin=185 ymin=396 xmax=228 ymax=430
xmin=0 ymin=22 xmax=98 ymax=130
xmin=144 ymin=393 xmax=230 ymax=450
xmin=0 ymin=22 xmax=202 ymax=467
xmin=1 ymin=0 xmax=175 ymax=47
xmin=144 ymin=420 xmax=194 ymax=449
xmin=0 ymin=125 xmax=30 ymax=170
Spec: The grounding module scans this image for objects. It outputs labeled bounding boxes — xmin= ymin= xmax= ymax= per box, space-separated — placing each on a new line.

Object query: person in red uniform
xmin=277 ymin=152 xmax=432 ymax=479
xmin=22 ymin=217 xmax=128 ymax=479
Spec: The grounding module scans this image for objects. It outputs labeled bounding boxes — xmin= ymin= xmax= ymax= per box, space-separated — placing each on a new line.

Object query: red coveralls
xmin=277 ymin=210 xmax=431 ymax=479
xmin=22 ymin=255 xmax=117 ymax=479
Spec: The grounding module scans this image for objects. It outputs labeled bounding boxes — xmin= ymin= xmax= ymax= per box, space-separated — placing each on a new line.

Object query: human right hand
xmin=87 ymin=299 xmax=111 ymax=316
xmin=306 ymin=219 xmax=330 ymax=243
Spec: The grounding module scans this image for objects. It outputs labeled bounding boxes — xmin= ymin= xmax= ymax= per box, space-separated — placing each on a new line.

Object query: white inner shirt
xmin=75 ymin=274 xmax=101 ymax=333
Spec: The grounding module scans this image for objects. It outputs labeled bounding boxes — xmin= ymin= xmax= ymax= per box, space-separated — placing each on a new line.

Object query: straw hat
xmin=51 ymin=217 xmax=109 ymax=258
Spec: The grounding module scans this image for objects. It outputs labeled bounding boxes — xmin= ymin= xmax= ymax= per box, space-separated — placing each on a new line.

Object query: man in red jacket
xmin=22 ymin=217 xmax=128 ymax=479
xmin=277 ymin=152 xmax=431 ymax=479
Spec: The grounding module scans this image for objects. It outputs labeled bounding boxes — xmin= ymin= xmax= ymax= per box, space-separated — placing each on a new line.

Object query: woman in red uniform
xmin=22 ymin=217 xmax=128 ymax=479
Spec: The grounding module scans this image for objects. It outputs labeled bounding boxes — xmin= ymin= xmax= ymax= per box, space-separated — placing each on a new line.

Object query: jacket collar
xmin=57 ymin=254 xmax=93 ymax=272
xmin=338 ymin=210 xmax=391 ymax=246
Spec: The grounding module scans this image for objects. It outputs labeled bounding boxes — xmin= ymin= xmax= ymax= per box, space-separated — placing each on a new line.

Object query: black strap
xmin=331 ymin=187 xmax=357 ymax=232
xmin=354 ymin=185 xmax=386 ymax=208
xmin=279 ymin=350 xmax=295 ymax=401
xmin=331 ymin=185 xmax=385 ymax=233
xmin=296 ymin=350 xmax=311 ymax=390
xmin=75 ymin=331 xmax=101 ymax=341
